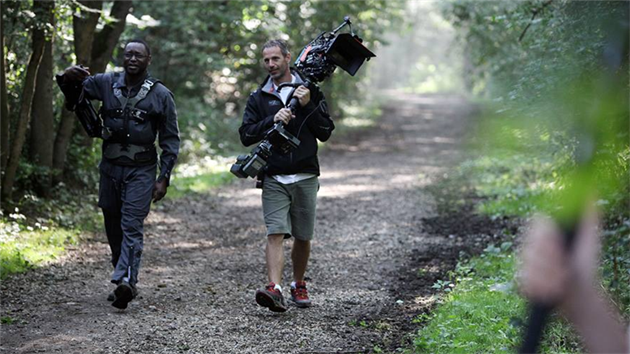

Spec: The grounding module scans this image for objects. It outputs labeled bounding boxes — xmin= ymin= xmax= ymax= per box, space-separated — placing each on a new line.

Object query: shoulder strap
xmin=126 ymin=79 xmax=156 ymax=108
xmin=113 ymin=78 xmax=158 ymax=109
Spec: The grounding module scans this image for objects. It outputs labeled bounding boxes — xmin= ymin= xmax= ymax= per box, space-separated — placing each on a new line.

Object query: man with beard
xmin=57 ymin=39 xmax=180 ymax=309
xmin=239 ymin=39 xmax=334 ymax=312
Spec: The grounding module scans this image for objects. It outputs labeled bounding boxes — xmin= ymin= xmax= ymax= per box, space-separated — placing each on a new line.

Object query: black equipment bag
xmin=55 ymin=74 xmax=103 ymax=138
xmin=74 ymin=90 xmax=103 ymax=138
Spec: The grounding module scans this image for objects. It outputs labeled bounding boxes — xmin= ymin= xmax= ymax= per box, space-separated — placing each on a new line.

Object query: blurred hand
xmin=152 ymin=179 xmax=168 ymax=203
xmin=63 ymin=65 xmax=91 ymax=82
xmin=517 ymin=209 xmax=600 ymax=304
xmin=274 ymin=108 xmax=294 ymax=125
xmin=518 ymin=216 xmax=568 ymax=304
xmin=293 ymin=85 xmax=311 ymax=107
xmin=518 ymin=209 xmax=630 ymax=354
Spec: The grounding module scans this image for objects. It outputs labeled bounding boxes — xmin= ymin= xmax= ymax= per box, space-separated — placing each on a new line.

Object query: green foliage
xmin=122 ymin=1 xmax=403 ymax=163
xmin=2 ymin=0 xmax=100 ymax=200
xmin=439 ymin=0 xmax=629 ymax=230
xmin=3 ymin=0 xmax=37 ymax=129
xmin=0 ymin=186 xmax=100 ymax=279
xmin=456 ymin=155 xmax=557 ymax=217
xmin=0 ymin=221 xmax=81 ymax=279
xmin=1 ymin=316 xmax=15 ymax=324
xmin=440 ymin=1 xmax=625 ymax=103
xmin=411 ymin=243 xmax=583 ymax=354
xmin=439 ymin=2 xmax=630 ymax=339
xmin=419 ymin=128 xmax=628 ymax=353
xmin=601 ymin=217 xmax=630 ymax=318
xmin=412 ymin=245 xmax=525 ymax=353
xmin=175 ymin=97 xmax=243 ymax=161
xmin=327 ymin=98 xmax=383 ymax=138
xmin=169 ymin=165 xmax=233 ymax=199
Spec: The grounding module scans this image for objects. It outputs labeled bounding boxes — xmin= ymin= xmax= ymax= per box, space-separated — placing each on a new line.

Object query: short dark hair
xmin=125 ymin=39 xmax=151 ymax=56
xmin=262 ymin=39 xmax=289 ymax=56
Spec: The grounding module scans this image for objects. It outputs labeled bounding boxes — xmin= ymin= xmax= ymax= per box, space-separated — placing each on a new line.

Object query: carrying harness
xmin=103 ymin=78 xmax=157 ymax=163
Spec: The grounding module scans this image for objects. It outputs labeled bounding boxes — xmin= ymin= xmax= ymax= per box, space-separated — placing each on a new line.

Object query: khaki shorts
xmin=262 ymin=176 xmax=318 ymax=240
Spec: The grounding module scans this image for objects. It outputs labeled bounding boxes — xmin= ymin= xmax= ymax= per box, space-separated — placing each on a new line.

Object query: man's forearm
xmin=562 ymin=284 xmax=629 ymax=353
xmin=239 ymin=114 xmax=275 ymax=146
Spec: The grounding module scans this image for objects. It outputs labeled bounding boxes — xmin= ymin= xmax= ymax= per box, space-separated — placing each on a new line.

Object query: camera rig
xmin=294 ymin=16 xmax=377 ymax=84
xmin=230 ymin=121 xmax=300 ymax=179
xmin=55 ymin=70 xmax=103 ymax=138
xmin=230 ymin=16 xmax=376 ymax=180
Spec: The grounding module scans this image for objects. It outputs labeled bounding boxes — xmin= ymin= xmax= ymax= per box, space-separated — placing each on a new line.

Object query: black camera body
xmin=74 ymin=97 xmax=103 ymax=138
xmin=55 ymin=73 xmax=103 ymax=138
xmin=294 ymin=31 xmax=376 ymax=84
xmin=230 ymin=122 xmax=300 ymax=179
xmin=231 ymin=16 xmax=375 ymax=180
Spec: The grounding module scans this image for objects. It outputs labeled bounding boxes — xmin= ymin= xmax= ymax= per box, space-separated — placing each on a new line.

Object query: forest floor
xmin=1 ymin=93 xmax=510 ymax=354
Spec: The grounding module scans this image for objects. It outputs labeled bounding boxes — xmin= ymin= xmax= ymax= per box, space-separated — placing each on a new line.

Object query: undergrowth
xmin=410 ymin=242 xmax=582 ymax=353
xmin=0 ymin=188 xmax=101 ymax=279
xmin=410 ymin=150 xmax=628 ymax=353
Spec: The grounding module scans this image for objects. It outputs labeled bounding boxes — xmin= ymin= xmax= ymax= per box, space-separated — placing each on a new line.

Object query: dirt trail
xmin=1 ymin=93 xmax=476 ymax=354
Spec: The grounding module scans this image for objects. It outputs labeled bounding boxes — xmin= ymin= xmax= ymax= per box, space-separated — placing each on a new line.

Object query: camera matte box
xmin=326 ymin=33 xmax=376 ymax=76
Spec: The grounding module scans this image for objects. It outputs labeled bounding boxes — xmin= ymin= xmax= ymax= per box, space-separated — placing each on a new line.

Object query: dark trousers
xmin=98 ymin=159 xmax=156 ymax=286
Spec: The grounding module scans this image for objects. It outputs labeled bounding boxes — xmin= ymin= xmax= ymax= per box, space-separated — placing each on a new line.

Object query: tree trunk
xmin=51 ymin=108 xmax=77 ymax=185
xmin=74 ymin=0 xmax=102 ymax=66
xmin=1 ymin=0 xmax=51 ymax=202
xmin=1 ymin=1 xmax=10 ymax=175
xmin=30 ymin=2 xmax=56 ymax=197
xmin=52 ymin=1 xmax=132 ymax=183
xmin=90 ymin=0 xmax=133 ymax=73
xmin=72 ymin=1 xmax=104 ymax=149
xmin=52 ymin=1 xmax=103 ymax=184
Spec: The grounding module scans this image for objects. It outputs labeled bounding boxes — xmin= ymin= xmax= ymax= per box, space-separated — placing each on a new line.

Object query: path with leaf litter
xmin=1 ymin=93 xmax=477 ymax=354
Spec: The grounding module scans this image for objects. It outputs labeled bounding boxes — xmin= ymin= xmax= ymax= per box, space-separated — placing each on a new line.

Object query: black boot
xmin=111 ymin=282 xmax=137 ymax=309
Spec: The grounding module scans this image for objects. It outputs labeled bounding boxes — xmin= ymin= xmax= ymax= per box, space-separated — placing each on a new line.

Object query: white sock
xmin=274 ymin=284 xmax=283 ymax=292
xmin=290 ymin=281 xmax=296 ymax=289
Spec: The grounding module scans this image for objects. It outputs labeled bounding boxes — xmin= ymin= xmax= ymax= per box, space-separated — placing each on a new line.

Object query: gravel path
xmin=1 ymin=93 xmax=476 ymax=354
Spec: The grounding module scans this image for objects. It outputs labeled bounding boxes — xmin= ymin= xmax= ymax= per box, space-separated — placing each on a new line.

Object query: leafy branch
xmin=519 ymin=0 xmax=554 ymax=42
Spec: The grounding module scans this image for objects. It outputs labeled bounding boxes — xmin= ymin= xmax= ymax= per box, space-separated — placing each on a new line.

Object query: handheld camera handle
xmin=287 ymin=96 xmax=300 ymax=114
xmin=519 ymin=304 xmax=553 ymax=354
xmin=280 ymin=80 xmax=312 ymax=114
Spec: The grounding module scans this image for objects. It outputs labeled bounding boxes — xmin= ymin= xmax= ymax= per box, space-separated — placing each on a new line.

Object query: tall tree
xmin=1 ymin=0 xmax=52 ymax=201
xmin=90 ymin=0 xmax=132 ymax=73
xmin=30 ymin=0 xmax=56 ymax=197
xmin=52 ymin=0 xmax=132 ymax=184
xmin=74 ymin=0 xmax=103 ymax=65
xmin=52 ymin=0 xmax=103 ymax=184
xmin=1 ymin=1 xmax=9 ymax=175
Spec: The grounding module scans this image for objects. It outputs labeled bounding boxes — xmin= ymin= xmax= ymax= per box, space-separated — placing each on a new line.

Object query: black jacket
xmin=239 ymin=70 xmax=334 ymax=176
xmin=57 ymin=71 xmax=180 ymax=183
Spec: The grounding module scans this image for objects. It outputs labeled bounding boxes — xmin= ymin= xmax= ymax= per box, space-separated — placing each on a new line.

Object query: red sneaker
xmin=255 ymin=282 xmax=288 ymax=312
xmin=290 ymin=281 xmax=312 ymax=308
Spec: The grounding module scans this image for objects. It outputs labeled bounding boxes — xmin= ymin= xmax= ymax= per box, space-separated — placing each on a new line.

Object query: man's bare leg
xmin=266 ymin=234 xmax=285 ymax=284
xmin=292 ymin=238 xmax=311 ymax=282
